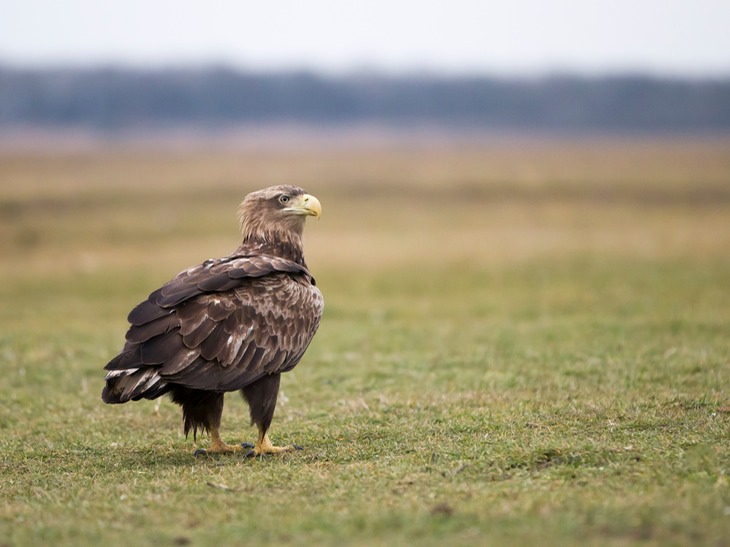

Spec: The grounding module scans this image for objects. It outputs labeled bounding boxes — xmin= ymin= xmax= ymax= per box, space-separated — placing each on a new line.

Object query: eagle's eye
xmin=278 ymin=195 xmax=290 ymax=204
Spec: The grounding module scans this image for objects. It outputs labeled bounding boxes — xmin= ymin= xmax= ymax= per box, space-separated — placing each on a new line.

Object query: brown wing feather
xmin=199 ymin=323 xmax=232 ymax=361
xmin=128 ymin=289 xmax=172 ymax=326
xmin=161 ymin=347 xmax=199 ymax=376
xmin=125 ymin=313 xmax=179 ymax=344
xmin=180 ymin=314 xmax=218 ymax=349
xmin=140 ymin=329 xmax=182 ymax=365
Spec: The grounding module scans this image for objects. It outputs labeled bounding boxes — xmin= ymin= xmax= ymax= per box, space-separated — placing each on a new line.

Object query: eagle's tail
xmin=102 ymin=367 xmax=169 ymax=404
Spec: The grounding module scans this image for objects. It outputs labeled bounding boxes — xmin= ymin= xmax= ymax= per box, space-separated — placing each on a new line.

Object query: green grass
xmin=1 ymin=140 xmax=730 ymax=545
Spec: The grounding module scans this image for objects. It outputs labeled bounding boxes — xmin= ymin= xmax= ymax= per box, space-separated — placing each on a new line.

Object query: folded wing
xmin=104 ymin=255 xmax=323 ymax=397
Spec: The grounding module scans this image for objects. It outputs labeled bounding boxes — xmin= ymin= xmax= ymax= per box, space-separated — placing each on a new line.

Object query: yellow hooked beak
xmin=287 ymin=193 xmax=321 ymax=219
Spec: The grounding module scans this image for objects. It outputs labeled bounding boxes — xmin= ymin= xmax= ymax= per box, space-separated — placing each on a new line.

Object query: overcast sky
xmin=2 ymin=0 xmax=729 ymax=76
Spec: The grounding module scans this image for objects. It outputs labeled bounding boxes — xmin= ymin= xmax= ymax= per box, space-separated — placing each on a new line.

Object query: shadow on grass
xmin=9 ymin=443 xmax=245 ymax=472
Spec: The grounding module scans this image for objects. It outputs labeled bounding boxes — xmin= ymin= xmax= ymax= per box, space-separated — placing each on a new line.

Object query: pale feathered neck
xmin=237 ymin=215 xmax=307 ymax=266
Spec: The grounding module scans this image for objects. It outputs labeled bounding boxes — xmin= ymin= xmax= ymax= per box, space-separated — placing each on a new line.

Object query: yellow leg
xmin=210 ymin=426 xmax=246 ymax=453
xmin=247 ymin=428 xmax=301 ymax=457
xmin=194 ymin=425 xmax=247 ymax=456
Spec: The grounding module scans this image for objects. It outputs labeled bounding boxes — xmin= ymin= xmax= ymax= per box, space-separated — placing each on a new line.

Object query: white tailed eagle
xmin=102 ymin=185 xmax=323 ymax=457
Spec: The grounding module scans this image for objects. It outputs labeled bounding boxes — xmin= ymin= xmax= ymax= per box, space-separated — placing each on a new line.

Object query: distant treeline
xmin=1 ymin=66 xmax=729 ymax=132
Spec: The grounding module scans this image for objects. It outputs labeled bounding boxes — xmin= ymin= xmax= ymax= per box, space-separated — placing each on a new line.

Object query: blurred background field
xmin=3 ymin=137 xmax=730 ymax=274
xmin=2 ymin=136 xmax=730 ymax=545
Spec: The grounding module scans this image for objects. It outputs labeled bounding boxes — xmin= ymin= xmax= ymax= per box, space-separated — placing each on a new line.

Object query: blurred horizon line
xmin=2 ymin=59 xmax=730 ymax=81
xmin=2 ymin=124 xmax=729 ymax=155
xmin=1 ymin=64 xmax=729 ymax=142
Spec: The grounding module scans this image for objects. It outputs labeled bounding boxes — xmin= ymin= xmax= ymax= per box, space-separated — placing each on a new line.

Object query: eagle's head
xmin=238 ymin=185 xmax=321 ymax=247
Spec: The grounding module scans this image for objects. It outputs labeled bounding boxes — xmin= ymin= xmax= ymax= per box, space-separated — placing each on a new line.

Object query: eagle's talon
xmin=241 ymin=442 xmax=255 ymax=449
xmin=245 ymin=440 xmax=302 ymax=457
xmin=193 ymin=448 xmax=208 ymax=457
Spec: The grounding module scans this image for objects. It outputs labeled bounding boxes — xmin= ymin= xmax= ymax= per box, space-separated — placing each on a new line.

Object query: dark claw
xmin=193 ymin=448 xmax=208 ymax=457
xmin=245 ymin=449 xmax=257 ymax=458
xmin=293 ymin=445 xmax=304 ymax=451
xmin=241 ymin=442 xmax=255 ymax=449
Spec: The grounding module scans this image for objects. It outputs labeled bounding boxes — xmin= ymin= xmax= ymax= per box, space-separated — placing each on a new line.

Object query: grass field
xmin=1 ymin=136 xmax=729 ymax=546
